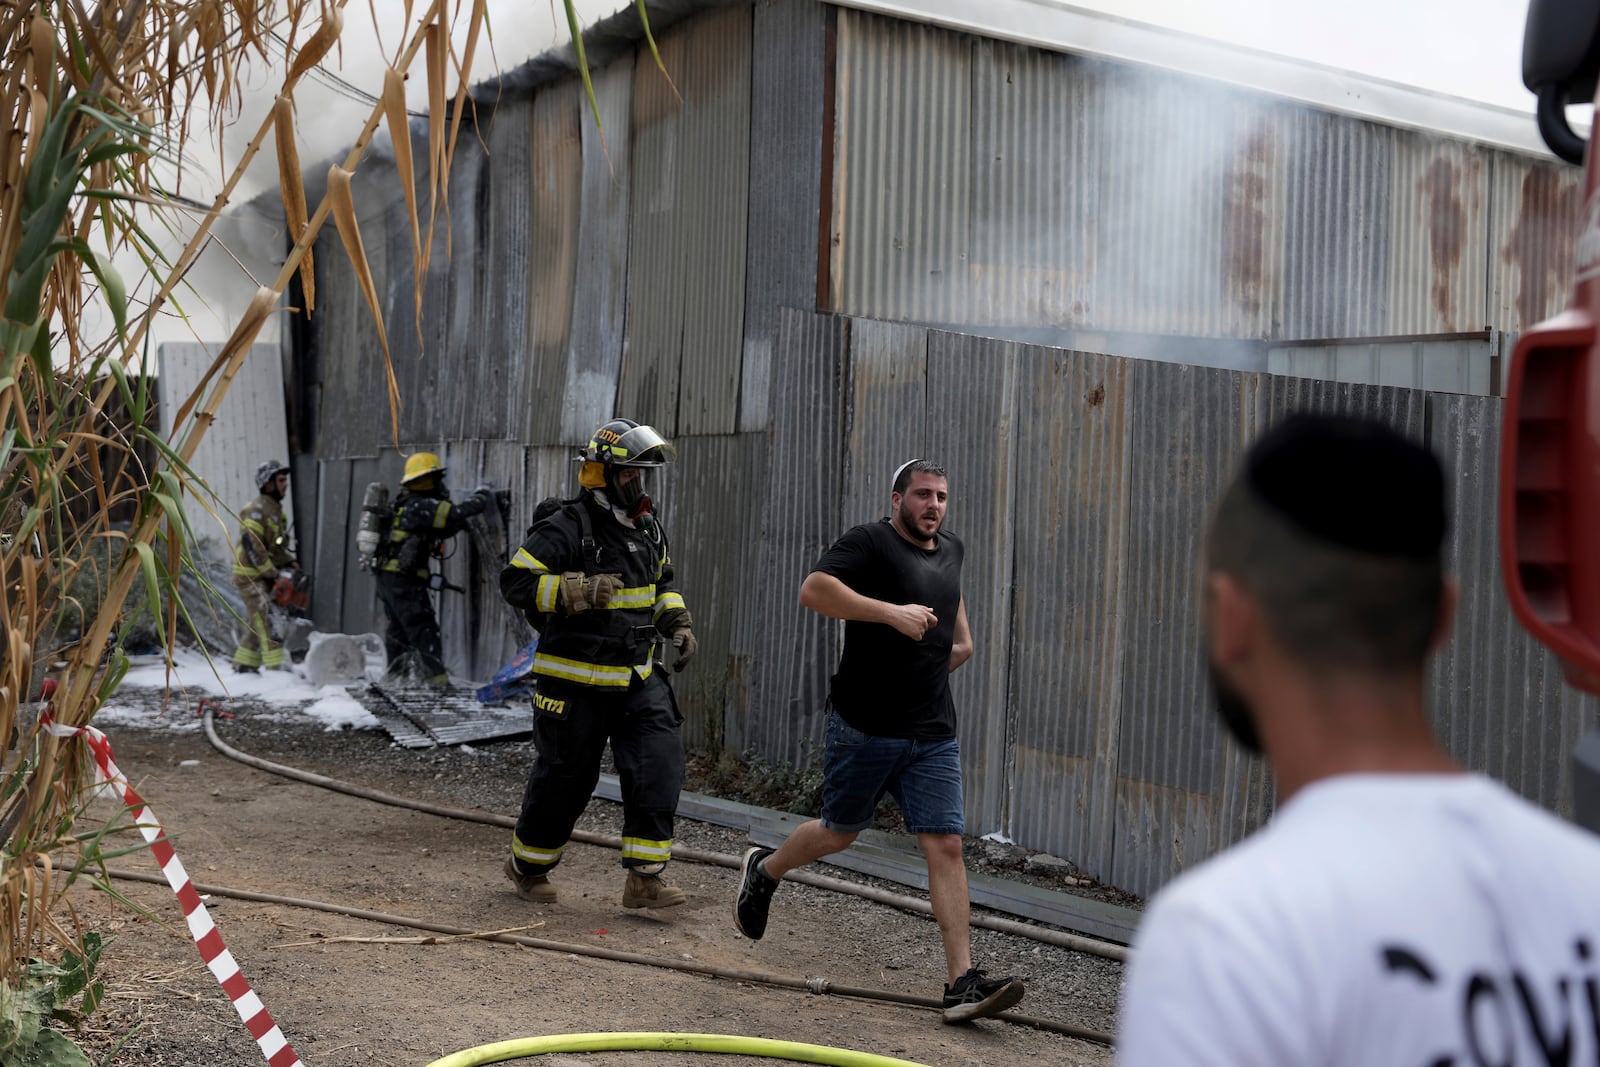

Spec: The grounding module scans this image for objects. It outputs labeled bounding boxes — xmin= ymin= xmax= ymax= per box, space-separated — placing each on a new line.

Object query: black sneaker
xmin=942 ymin=967 xmax=1025 ymax=1023
xmin=733 ymin=846 xmax=778 ymax=940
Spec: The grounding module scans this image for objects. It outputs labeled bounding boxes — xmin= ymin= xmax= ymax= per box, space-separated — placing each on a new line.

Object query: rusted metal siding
xmin=746 ymin=309 xmax=847 ymax=767
xmin=1386 ymin=133 xmax=1490 ymax=335
xmin=1088 ymin=63 xmax=1286 ymax=340
xmin=1488 ymin=149 xmax=1582 ymax=334
xmin=1008 ymin=346 xmax=1131 ymax=876
xmin=842 ymin=319 xmax=927 ymax=526
xmin=826 ymin=9 xmax=1573 ymax=352
xmin=831 ymin=10 xmax=971 ymax=325
xmin=287 ymin=2 xmax=1600 ymax=904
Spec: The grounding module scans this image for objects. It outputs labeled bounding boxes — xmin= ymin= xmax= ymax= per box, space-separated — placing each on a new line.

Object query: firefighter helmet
xmin=578 ymin=419 xmax=677 ymax=468
xmin=576 ymin=419 xmax=675 ymax=516
xmin=401 ymin=452 xmax=447 ymax=486
xmin=254 ymin=460 xmax=290 ymax=491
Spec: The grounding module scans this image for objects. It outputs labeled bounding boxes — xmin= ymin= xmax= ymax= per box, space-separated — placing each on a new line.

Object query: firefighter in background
xmin=232 ymin=460 xmax=298 ymax=673
xmin=499 ymin=418 xmax=697 ymax=910
xmin=374 ymin=452 xmax=495 ymax=685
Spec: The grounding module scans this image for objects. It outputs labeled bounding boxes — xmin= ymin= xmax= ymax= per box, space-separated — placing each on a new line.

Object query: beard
xmin=896 ymin=499 xmax=941 ymax=543
xmin=1209 ymin=662 xmax=1262 ymax=754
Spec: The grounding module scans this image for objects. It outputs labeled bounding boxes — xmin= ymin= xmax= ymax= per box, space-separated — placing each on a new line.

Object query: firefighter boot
xmin=504 ymin=856 xmax=557 ymax=904
xmin=623 ymin=867 xmax=686 ymax=909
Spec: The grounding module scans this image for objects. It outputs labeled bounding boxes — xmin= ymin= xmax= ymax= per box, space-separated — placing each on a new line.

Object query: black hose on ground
xmin=201 ymin=712 xmax=1130 ymax=964
xmin=98 ymin=864 xmax=1115 ymax=1047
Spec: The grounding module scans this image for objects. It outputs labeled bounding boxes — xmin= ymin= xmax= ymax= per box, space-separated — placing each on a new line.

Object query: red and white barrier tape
xmin=40 ymin=698 xmax=302 ymax=1067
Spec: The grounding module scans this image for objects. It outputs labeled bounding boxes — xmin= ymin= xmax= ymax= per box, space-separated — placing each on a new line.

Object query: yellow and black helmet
xmin=577 ymin=419 xmax=676 ymax=469
xmin=401 ymin=452 xmax=446 ymax=486
xmin=576 ymin=419 xmax=675 ymax=515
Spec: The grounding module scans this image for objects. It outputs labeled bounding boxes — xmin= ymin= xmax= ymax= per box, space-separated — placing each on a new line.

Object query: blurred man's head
xmin=890 ymin=460 xmax=948 ymax=547
xmin=1203 ymin=414 xmax=1451 ymax=753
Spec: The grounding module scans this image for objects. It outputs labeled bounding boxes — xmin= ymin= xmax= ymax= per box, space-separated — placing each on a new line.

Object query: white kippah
xmin=892 ymin=459 xmax=923 ymax=489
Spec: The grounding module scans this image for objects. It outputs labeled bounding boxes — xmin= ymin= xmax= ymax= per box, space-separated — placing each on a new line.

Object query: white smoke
xmin=92 ymin=0 xmax=625 ymax=359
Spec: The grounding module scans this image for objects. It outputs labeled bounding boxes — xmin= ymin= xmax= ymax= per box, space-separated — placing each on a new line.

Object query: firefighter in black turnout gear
xmin=374 ymin=452 xmax=494 ymax=686
xmin=499 ymin=419 xmax=698 ymax=910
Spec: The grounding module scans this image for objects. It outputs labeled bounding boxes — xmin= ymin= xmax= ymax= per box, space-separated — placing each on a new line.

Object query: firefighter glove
xmin=670 ymin=626 xmax=697 ymax=673
xmin=558 ymin=571 xmax=624 ymax=613
xmin=656 ymin=608 xmax=695 ymax=671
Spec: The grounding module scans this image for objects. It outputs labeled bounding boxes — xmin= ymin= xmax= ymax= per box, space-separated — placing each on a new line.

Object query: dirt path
xmin=53 ymin=705 xmax=1121 ymax=1066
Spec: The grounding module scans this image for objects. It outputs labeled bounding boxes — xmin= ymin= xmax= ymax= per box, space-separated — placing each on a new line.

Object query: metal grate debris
xmin=360 ymin=683 xmax=534 ymax=749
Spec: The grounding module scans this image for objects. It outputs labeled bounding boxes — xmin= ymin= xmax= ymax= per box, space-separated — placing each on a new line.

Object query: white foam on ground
xmin=94 ymin=646 xmax=381 ymax=732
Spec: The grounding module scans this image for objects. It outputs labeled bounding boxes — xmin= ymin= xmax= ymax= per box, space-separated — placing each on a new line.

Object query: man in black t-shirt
xmin=731 ymin=460 xmax=1026 ymax=1024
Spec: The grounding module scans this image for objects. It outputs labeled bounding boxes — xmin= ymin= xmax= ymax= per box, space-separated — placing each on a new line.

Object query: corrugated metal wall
xmin=745 ymin=308 xmax=846 ymax=765
xmin=744 ymin=312 xmax=1596 ymax=900
xmin=157 ymin=342 xmax=293 ymax=563
xmin=828 ymin=9 xmax=1579 ymax=346
xmin=291 ymin=0 xmax=1600 ymax=900
xmin=1268 ymin=335 xmax=1501 ymax=395
xmin=302 ymin=1 xmax=775 ymax=737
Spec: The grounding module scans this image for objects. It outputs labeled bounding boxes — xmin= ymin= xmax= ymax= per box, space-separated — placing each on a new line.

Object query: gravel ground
xmin=209 ymin=688 xmax=1134 ymax=1015
xmin=59 ymin=677 xmax=1133 ymax=1064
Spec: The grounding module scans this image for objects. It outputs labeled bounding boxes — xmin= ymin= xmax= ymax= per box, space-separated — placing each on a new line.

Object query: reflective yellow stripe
xmin=233 ymin=561 xmax=274 ymax=578
xmin=241 ymin=518 xmax=267 ymax=535
xmin=510 ymin=547 xmax=544 ymax=572
xmin=620 ymin=837 xmax=672 ymax=862
xmin=652 ymin=591 xmax=685 ymax=619
xmin=512 ymin=835 xmax=565 ymax=866
xmin=536 ymin=575 xmax=560 ymax=614
xmin=604 ymin=587 xmax=655 ymax=611
xmin=433 ymin=502 xmax=452 ymax=529
xmin=532 ymin=652 xmax=653 ymax=687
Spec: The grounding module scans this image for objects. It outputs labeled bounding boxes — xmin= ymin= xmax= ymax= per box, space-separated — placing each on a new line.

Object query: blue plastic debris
xmin=475 ymin=637 xmax=539 ymax=703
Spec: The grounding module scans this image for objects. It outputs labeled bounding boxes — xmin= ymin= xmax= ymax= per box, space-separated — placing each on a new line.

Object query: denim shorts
xmin=819 ymin=712 xmax=965 ymax=835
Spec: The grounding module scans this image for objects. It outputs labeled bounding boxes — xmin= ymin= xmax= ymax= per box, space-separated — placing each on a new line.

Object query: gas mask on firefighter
xmin=577 ymin=418 xmax=677 ymax=520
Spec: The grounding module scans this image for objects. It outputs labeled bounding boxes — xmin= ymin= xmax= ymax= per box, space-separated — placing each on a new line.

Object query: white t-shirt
xmin=1117 ymin=774 xmax=1600 ymax=1067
